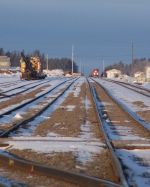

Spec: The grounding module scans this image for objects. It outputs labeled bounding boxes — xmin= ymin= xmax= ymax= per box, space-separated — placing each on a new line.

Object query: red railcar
xmin=91 ymin=69 xmax=100 ymax=77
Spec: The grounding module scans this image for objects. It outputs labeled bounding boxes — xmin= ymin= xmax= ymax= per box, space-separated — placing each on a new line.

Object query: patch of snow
xmin=43 ymin=69 xmax=64 ymax=76
xmin=97 ymin=79 xmax=150 ymax=111
xmin=7 ymin=137 xmax=105 ymax=164
xmin=72 ymin=77 xmax=85 ymax=97
xmin=13 ymin=113 xmax=23 ymax=120
xmin=95 ymin=78 xmax=150 ymax=129
xmin=60 ymin=105 xmax=76 ymax=111
xmin=104 ymin=121 xmax=147 ymax=141
xmin=143 ymin=82 xmax=150 ymax=89
xmin=80 ymin=121 xmax=95 ymax=139
xmin=47 ymin=132 xmax=60 ymax=137
xmin=116 ymin=149 xmax=150 ymax=187
xmin=85 ymin=96 xmax=91 ymax=110
xmin=9 ymin=79 xmax=78 ymax=136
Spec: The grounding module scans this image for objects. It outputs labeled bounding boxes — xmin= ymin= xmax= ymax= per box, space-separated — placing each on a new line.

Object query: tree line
xmin=0 ymin=48 xmax=78 ymax=72
xmin=105 ymin=59 xmax=150 ymax=76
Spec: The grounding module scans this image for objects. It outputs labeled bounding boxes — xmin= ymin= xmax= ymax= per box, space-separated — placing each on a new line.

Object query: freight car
xmin=91 ymin=69 xmax=100 ymax=77
xmin=20 ymin=53 xmax=46 ymax=80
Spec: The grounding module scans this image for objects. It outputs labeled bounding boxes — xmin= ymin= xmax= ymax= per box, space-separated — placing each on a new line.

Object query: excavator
xmin=20 ymin=52 xmax=46 ymax=80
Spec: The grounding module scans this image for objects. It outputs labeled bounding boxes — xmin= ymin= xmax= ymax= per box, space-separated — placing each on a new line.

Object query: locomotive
xmin=91 ymin=69 xmax=100 ymax=77
xmin=20 ymin=53 xmax=46 ymax=80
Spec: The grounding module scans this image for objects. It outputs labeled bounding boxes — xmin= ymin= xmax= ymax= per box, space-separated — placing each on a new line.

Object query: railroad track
xmin=0 ymin=77 xmax=122 ymax=187
xmin=93 ymin=78 xmax=150 ymax=131
xmin=103 ymin=78 xmax=150 ymax=98
xmin=0 ymin=78 xmax=76 ymax=136
xmin=89 ymin=78 xmax=150 ymax=187
xmin=0 ymin=147 xmax=121 ymax=187
xmin=1 ymin=77 xmax=149 ymax=187
xmin=0 ymin=79 xmax=53 ymax=99
xmin=0 ymin=78 xmax=71 ymax=117
xmin=0 ymin=80 xmax=22 ymax=87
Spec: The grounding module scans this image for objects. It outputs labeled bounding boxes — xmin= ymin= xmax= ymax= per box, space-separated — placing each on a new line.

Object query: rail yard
xmin=0 ymin=75 xmax=150 ymax=187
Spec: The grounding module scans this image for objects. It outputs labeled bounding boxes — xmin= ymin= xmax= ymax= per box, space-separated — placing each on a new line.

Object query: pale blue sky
xmin=0 ymin=0 xmax=150 ymax=73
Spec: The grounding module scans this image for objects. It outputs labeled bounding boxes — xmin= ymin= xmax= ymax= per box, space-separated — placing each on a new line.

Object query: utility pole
xmin=72 ymin=45 xmax=74 ymax=75
xmin=80 ymin=61 xmax=82 ymax=75
xmin=102 ymin=59 xmax=105 ymax=74
xmin=132 ymin=41 xmax=134 ymax=65
xmin=46 ymin=54 xmax=48 ymax=71
xmin=131 ymin=41 xmax=134 ymax=76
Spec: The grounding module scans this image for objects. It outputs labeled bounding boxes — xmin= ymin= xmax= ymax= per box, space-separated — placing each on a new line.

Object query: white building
xmin=145 ymin=66 xmax=150 ymax=82
xmin=106 ymin=69 xmax=122 ymax=78
xmin=0 ymin=56 xmax=10 ymax=68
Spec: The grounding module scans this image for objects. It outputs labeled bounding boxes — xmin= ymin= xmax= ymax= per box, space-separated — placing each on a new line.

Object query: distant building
xmin=145 ymin=66 xmax=150 ymax=82
xmin=134 ymin=71 xmax=145 ymax=83
xmin=0 ymin=56 xmax=10 ymax=69
xmin=106 ymin=69 xmax=122 ymax=78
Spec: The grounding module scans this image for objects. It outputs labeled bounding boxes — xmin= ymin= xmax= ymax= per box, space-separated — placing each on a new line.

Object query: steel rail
xmin=0 ymin=78 xmax=73 ymax=118
xmin=0 ymin=80 xmax=21 ymax=86
xmin=103 ymin=78 xmax=150 ymax=97
xmin=93 ymin=78 xmax=150 ymax=132
xmin=0 ymin=150 xmax=122 ymax=187
xmin=87 ymin=78 xmax=129 ymax=187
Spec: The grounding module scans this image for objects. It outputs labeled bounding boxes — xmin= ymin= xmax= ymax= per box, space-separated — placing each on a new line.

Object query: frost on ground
xmin=116 ymin=149 xmax=150 ymax=187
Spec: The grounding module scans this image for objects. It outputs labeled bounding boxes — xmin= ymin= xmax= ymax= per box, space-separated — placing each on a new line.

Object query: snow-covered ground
xmin=143 ymin=82 xmax=150 ymax=89
xmin=7 ymin=137 xmax=104 ymax=165
xmin=116 ymin=149 xmax=150 ymax=187
xmin=0 ymin=78 xmax=72 ymax=124
xmin=1 ymin=76 xmax=105 ymax=165
xmin=96 ymin=78 xmax=150 ymax=115
xmin=0 ymin=70 xmax=20 ymax=78
xmin=43 ymin=69 xmax=64 ymax=76
xmin=93 ymin=78 xmax=150 ymax=187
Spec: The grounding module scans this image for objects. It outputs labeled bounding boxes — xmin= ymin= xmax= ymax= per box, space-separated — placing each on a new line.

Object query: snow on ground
xmin=6 ymin=137 xmax=105 ymax=164
xmin=0 ymin=71 xmax=20 ymax=79
xmin=96 ymin=79 xmax=150 ymax=130
xmin=0 ymin=99 xmax=31 ymax=116
xmin=0 ymin=77 xmax=60 ymax=95
xmin=8 ymin=78 xmax=82 ymax=136
xmin=104 ymin=120 xmax=147 ymax=141
xmin=0 ymin=79 xmax=73 ymax=126
xmin=93 ymin=87 xmax=149 ymax=141
xmin=43 ymin=69 xmax=64 ymax=76
xmin=96 ymin=79 xmax=150 ymax=112
xmin=3 ymin=77 xmax=105 ymax=164
xmin=143 ymin=82 xmax=150 ymax=89
xmin=72 ymin=77 xmax=85 ymax=97
xmin=116 ymin=149 xmax=150 ymax=187
xmin=59 ymin=105 xmax=76 ymax=111
xmin=111 ymin=75 xmax=135 ymax=83
xmin=0 ymin=174 xmax=24 ymax=187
